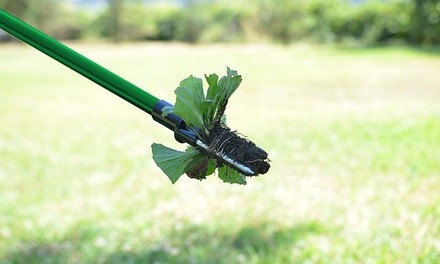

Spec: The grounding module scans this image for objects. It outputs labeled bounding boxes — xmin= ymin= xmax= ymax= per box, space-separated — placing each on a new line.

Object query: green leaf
xmin=181 ymin=75 xmax=205 ymax=101
xmin=205 ymin=73 xmax=219 ymax=100
xmin=217 ymin=68 xmax=242 ymax=101
xmin=174 ymin=76 xmax=205 ymax=128
xmin=218 ymin=166 xmax=247 ymax=185
xmin=151 ymin=143 xmax=203 ymax=184
xmin=200 ymin=100 xmax=213 ymax=116
xmin=200 ymin=69 xmax=241 ymax=128
xmin=210 ymin=68 xmax=242 ymax=124
xmin=151 ymin=68 xmax=250 ymax=185
xmin=203 ymin=73 xmax=219 ymax=127
xmin=206 ymin=158 xmax=216 ymax=176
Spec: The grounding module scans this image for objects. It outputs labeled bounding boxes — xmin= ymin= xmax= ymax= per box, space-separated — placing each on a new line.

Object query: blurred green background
xmin=1 ymin=0 xmax=439 ymax=45
xmin=1 ymin=0 xmax=440 ymax=263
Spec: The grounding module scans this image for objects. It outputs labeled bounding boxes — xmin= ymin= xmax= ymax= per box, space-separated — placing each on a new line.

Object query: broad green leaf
xmin=174 ymin=76 xmax=205 ymax=128
xmin=151 ymin=143 xmax=202 ymax=184
xmin=206 ymin=158 xmax=216 ymax=176
xmin=218 ymin=166 xmax=247 ymax=185
xmin=180 ymin=75 xmax=205 ymax=101
xmin=205 ymin=73 xmax=219 ymax=100
xmin=200 ymin=100 xmax=213 ymax=116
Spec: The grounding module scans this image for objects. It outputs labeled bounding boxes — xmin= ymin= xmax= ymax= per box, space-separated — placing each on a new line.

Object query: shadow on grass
xmin=3 ymin=220 xmax=324 ymax=263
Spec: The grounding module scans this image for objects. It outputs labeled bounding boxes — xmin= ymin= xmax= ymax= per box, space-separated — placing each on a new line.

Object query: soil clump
xmin=206 ymin=125 xmax=270 ymax=175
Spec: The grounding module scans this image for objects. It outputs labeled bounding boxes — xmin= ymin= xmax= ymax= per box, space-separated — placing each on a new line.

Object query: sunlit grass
xmin=0 ymin=43 xmax=439 ymax=263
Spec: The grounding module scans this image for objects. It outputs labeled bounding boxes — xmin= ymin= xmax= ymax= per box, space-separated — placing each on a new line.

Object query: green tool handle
xmin=0 ymin=9 xmax=159 ymax=114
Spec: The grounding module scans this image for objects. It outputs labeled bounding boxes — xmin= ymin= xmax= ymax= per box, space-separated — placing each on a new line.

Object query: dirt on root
xmin=206 ymin=125 xmax=270 ymax=176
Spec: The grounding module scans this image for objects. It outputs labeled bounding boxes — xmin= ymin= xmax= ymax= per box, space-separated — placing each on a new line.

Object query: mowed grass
xmin=0 ymin=42 xmax=439 ymax=263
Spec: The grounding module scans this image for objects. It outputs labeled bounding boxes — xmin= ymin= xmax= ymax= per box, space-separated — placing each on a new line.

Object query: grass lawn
xmin=0 ymin=42 xmax=439 ymax=263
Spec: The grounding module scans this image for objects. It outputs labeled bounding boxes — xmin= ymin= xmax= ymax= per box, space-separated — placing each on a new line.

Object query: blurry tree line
xmin=0 ymin=0 xmax=439 ymax=46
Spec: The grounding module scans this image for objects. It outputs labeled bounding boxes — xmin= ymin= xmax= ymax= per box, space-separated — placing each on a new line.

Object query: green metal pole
xmin=0 ymin=9 xmax=159 ymax=114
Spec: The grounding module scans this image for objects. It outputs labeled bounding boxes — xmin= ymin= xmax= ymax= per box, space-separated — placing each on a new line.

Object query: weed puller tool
xmin=0 ymin=9 xmax=269 ymax=184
